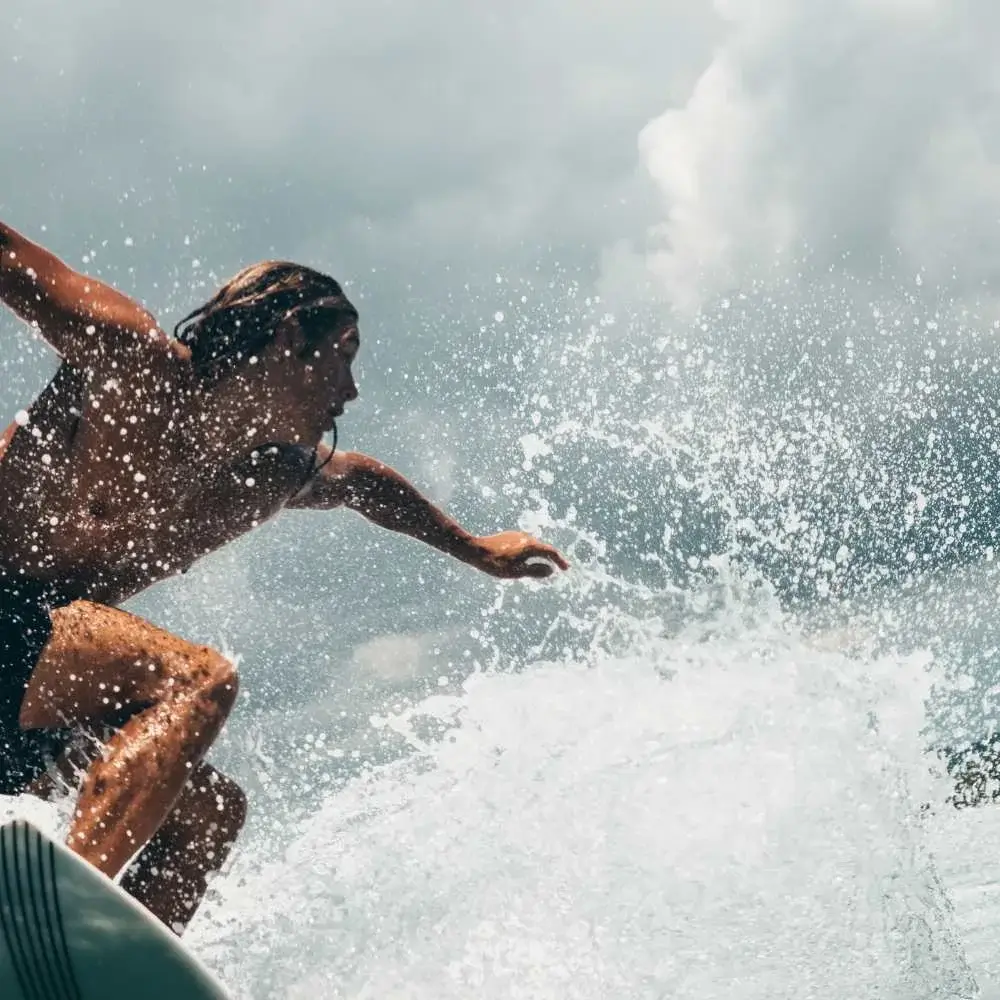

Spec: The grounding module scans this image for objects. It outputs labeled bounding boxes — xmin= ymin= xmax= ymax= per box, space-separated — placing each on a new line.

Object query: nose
xmin=341 ymin=375 xmax=358 ymax=402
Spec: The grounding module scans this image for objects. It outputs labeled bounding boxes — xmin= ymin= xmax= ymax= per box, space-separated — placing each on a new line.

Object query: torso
xmin=0 ymin=354 xmax=317 ymax=607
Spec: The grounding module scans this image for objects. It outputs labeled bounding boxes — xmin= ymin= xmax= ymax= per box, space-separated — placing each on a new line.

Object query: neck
xmin=186 ymin=368 xmax=308 ymax=464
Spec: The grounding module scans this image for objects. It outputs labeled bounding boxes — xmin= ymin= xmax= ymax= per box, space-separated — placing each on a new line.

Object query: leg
xmin=120 ymin=762 xmax=247 ymax=934
xmin=18 ymin=600 xmax=239 ymax=882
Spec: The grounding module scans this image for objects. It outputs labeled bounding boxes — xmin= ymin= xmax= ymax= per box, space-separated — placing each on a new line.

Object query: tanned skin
xmin=0 ymin=220 xmax=569 ymax=934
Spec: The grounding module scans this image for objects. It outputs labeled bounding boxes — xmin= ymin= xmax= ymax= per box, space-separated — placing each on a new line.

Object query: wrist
xmin=455 ymin=533 xmax=487 ymax=567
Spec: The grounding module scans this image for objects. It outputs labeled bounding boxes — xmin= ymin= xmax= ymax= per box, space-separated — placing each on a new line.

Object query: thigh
xmin=19 ymin=599 xmax=226 ymax=731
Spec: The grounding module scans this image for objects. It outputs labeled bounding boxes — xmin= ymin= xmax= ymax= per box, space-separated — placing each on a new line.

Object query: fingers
xmin=508 ymin=542 xmax=570 ymax=579
xmin=523 ymin=561 xmax=555 ymax=579
xmin=495 ymin=557 xmax=563 ymax=580
xmin=524 ymin=543 xmax=569 ymax=572
xmin=547 ymin=548 xmax=570 ymax=571
xmin=482 ymin=532 xmax=570 ymax=579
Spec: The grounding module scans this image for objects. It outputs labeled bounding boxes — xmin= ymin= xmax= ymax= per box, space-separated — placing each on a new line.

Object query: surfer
xmin=0 ymin=219 xmax=569 ymax=934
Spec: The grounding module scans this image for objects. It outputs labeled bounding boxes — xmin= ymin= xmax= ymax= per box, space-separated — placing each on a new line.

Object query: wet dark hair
xmin=174 ymin=261 xmax=357 ymax=377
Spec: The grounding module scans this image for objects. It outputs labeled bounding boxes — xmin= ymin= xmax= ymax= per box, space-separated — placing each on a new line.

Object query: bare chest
xmin=0 ymin=364 xmax=317 ymax=602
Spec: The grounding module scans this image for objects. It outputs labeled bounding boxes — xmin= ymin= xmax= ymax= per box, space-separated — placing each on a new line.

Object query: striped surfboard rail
xmin=0 ymin=819 xmax=232 ymax=999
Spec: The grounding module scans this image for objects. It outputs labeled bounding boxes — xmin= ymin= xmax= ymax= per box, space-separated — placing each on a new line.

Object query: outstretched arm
xmin=0 ymin=220 xmax=175 ymax=367
xmin=289 ymin=447 xmax=569 ymax=579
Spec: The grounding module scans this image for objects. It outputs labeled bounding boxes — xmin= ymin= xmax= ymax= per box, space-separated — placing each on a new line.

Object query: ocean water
xmin=6 ymin=275 xmax=1000 ymax=997
xmin=188 ymin=595 xmax=983 ymax=1000
xmin=4 ymin=573 xmax=997 ymax=999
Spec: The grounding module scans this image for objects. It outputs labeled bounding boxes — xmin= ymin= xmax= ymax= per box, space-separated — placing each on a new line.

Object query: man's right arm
xmin=289 ymin=447 xmax=570 ymax=578
xmin=0 ymin=220 xmax=175 ymax=368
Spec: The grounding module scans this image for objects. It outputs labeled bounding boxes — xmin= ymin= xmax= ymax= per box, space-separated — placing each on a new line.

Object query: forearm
xmin=290 ymin=449 xmax=569 ymax=579
xmin=0 ymin=220 xmax=95 ymax=334
xmin=0 ymin=221 xmax=24 ymax=256
xmin=341 ymin=454 xmax=482 ymax=564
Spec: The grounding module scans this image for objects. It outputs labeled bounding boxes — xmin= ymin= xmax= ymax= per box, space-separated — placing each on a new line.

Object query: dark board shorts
xmin=0 ymin=574 xmax=71 ymax=796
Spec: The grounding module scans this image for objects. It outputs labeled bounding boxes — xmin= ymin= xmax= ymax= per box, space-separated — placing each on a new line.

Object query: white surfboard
xmin=0 ymin=818 xmax=233 ymax=1000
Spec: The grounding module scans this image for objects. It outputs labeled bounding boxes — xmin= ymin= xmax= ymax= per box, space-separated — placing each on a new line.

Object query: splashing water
xmin=181 ymin=276 xmax=1000 ymax=998
xmin=7 ymin=272 xmax=1000 ymax=997
xmin=0 ymin=576 xmax=991 ymax=998
xmin=189 ymin=586 xmax=976 ymax=999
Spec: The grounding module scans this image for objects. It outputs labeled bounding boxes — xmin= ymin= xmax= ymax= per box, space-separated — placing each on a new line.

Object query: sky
xmin=0 ymin=1 xmax=716 ymax=301
xmin=629 ymin=0 xmax=1000 ymax=315
xmin=5 ymin=0 xmax=1000 ymax=790
xmin=5 ymin=2 xmax=1000 ymax=331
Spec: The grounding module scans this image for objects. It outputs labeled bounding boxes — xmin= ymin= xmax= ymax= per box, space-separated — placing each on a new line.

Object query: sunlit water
xmin=6 ymin=275 xmax=1000 ymax=997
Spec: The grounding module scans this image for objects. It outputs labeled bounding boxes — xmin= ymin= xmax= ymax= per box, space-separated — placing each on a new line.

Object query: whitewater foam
xmin=185 ymin=600 xmax=977 ymax=999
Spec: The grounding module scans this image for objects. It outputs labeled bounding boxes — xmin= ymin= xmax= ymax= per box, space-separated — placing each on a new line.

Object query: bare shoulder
xmin=285 ymin=444 xmax=355 ymax=509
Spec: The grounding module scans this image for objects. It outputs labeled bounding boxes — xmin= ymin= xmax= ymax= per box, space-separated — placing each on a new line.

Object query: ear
xmin=273 ymin=311 xmax=309 ymax=355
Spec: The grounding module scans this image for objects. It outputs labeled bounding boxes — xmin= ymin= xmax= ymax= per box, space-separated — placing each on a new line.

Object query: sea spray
xmin=192 ymin=579 xmax=976 ymax=999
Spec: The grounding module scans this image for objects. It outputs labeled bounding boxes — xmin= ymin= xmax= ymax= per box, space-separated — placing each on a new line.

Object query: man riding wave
xmin=0 ymin=219 xmax=569 ymax=933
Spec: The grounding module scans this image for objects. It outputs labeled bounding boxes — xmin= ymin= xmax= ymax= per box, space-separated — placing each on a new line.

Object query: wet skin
xmin=0 ymin=220 xmax=569 ymax=932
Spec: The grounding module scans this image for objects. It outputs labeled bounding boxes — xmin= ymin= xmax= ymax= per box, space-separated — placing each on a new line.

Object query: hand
xmin=472 ymin=531 xmax=570 ymax=580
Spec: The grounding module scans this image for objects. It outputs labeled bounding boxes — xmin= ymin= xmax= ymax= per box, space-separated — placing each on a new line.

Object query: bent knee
xmin=186 ymin=648 xmax=239 ymax=715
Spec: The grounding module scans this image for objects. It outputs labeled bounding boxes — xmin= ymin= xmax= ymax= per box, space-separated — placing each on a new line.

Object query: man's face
xmin=308 ymin=322 xmax=360 ymax=428
xmin=262 ymin=312 xmax=360 ymax=441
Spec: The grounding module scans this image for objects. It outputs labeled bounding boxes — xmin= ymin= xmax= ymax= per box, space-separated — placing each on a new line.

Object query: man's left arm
xmin=288 ymin=448 xmax=569 ymax=579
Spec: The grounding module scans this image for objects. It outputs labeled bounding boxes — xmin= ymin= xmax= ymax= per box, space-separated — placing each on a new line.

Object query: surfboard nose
xmin=0 ymin=818 xmax=232 ymax=1000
